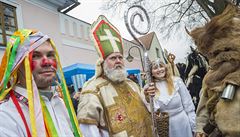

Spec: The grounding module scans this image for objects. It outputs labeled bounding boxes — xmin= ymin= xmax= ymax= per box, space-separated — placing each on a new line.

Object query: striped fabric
xmin=71 ymin=74 xmax=86 ymax=92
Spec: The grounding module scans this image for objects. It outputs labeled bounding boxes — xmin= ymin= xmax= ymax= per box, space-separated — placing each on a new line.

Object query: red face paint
xmin=41 ymin=57 xmax=49 ymax=66
xmin=31 ymin=61 xmax=37 ymax=71
xmin=51 ymin=59 xmax=57 ymax=70
xmin=40 ymin=57 xmax=57 ymax=70
xmin=29 ymin=51 xmax=36 ymax=71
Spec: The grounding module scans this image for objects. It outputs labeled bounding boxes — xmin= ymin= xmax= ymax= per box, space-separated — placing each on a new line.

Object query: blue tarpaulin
xmin=63 ymin=63 xmax=140 ymax=85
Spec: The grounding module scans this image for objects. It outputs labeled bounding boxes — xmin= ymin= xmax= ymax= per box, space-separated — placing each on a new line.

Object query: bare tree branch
xmin=102 ymin=0 xmax=233 ymax=38
xmin=177 ymin=0 xmax=194 ymax=22
xmin=150 ymin=0 xmax=181 ymax=14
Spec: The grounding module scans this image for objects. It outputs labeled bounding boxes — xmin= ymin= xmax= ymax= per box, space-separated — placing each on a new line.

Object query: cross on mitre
xmin=99 ymin=29 xmax=120 ymax=53
xmin=91 ymin=15 xmax=123 ymax=59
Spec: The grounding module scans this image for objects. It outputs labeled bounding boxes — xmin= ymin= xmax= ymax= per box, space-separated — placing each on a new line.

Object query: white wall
xmin=148 ymin=34 xmax=165 ymax=62
xmin=0 ymin=0 xmax=143 ymax=70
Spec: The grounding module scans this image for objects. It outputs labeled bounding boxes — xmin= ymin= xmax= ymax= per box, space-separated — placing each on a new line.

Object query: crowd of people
xmin=0 ymin=3 xmax=239 ymax=137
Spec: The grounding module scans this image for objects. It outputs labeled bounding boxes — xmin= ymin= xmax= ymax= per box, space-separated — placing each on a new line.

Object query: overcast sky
xmin=68 ymin=0 xmax=191 ymax=63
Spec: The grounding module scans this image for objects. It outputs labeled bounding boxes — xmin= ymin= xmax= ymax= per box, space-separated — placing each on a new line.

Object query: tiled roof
xmin=131 ymin=32 xmax=155 ymax=50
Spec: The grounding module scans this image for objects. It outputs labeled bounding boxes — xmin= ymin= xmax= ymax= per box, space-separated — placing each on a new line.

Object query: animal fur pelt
xmin=191 ymin=4 xmax=240 ymax=136
xmin=190 ymin=4 xmax=240 ymax=92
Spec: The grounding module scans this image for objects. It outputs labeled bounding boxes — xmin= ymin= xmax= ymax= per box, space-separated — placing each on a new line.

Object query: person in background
xmin=72 ymin=88 xmax=81 ymax=114
xmin=0 ymin=29 xmax=81 ymax=136
xmin=144 ymin=59 xmax=196 ymax=137
xmin=176 ymin=63 xmax=186 ymax=82
xmin=127 ymin=74 xmax=139 ymax=85
xmin=77 ymin=15 xmax=154 ymax=137
xmin=68 ymin=85 xmax=81 ymax=114
xmin=141 ymin=72 xmax=147 ymax=87
xmin=184 ymin=46 xmax=208 ymax=110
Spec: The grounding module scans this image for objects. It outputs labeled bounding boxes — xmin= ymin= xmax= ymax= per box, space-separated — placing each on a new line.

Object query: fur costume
xmin=190 ymin=4 xmax=240 ymax=91
xmin=190 ymin=4 xmax=240 ymax=137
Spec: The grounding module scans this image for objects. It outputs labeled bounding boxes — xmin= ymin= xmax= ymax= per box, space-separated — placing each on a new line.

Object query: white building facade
xmin=0 ymin=0 xmax=163 ymax=71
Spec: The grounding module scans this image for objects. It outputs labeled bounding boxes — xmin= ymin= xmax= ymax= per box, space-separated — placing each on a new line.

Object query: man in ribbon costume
xmin=77 ymin=15 xmax=153 ymax=137
xmin=0 ymin=29 xmax=82 ymax=137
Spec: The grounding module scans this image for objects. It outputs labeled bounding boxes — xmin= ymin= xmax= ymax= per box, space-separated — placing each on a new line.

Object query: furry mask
xmin=190 ymin=4 xmax=240 ymax=91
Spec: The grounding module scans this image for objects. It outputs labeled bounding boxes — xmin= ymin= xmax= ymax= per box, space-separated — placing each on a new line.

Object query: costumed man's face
xmin=152 ymin=63 xmax=166 ymax=80
xmin=31 ymin=41 xmax=57 ymax=89
xmin=103 ymin=52 xmax=127 ymax=83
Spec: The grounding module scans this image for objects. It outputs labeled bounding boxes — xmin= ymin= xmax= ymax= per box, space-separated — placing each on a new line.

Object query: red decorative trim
xmin=29 ymin=51 xmax=33 ymax=71
xmin=93 ymin=20 xmax=105 ymax=58
xmin=10 ymin=90 xmax=32 ymax=137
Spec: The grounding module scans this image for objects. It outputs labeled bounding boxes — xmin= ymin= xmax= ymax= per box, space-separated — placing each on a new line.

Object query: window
xmin=0 ymin=2 xmax=18 ymax=47
xmin=156 ymin=47 xmax=160 ymax=58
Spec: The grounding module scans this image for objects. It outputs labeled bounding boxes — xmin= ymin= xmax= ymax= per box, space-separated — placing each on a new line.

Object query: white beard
xmin=103 ymin=62 xmax=127 ymax=83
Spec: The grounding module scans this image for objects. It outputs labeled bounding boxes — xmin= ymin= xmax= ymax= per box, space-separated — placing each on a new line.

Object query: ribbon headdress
xmin=0 ymin=29 xmax=82 ymax=137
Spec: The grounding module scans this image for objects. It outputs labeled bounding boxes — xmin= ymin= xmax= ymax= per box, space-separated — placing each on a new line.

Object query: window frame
xmin=155 ymin=47 xmax=160 ymax=58
xmin=0 ymin=1 xmax=18 ymax=47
